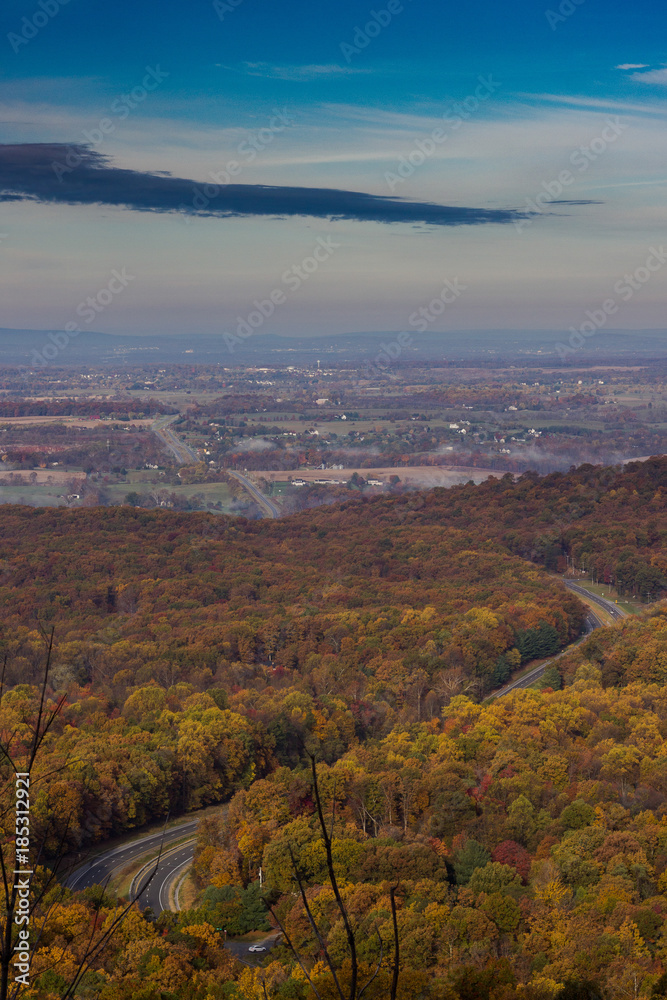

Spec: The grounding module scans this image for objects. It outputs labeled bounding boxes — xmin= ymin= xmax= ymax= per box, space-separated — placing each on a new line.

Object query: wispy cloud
xmin=221 ymin=62 xmax=373 ymax=81
xmin=516 ymin=92 xmax=667 ymax=116
xmin=631 ymin=67 xmax=667 ymax=85
xmin=0 ymin=143 xmax=530 ymax=227
xmin=616 ymin=63 xmax=649 ymax=70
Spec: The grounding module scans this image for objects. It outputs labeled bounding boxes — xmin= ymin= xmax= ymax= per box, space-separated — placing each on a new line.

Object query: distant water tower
xmin=317 ymin=359 xmax=321 ymax=370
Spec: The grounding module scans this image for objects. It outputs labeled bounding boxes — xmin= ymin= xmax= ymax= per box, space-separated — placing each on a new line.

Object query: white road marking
xmin=159 ymin=857 xmax=193 ymax=912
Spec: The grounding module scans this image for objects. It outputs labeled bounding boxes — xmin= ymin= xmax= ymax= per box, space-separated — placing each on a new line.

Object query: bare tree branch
xmin=287 ymin=845 xmax=346 ymax=1000
xmin=310 ymin=755 xmax=358 ymax=1000
xmin=389 ymin=885 xmax=400 ymax=1000
xmin=357 ymin=926 xmax=383 ymax=1000
xmin=266 ymin=904 xmax=323 ymax=1000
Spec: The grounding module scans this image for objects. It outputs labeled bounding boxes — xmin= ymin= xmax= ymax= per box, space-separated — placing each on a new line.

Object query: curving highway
xmin=67 ymin=820 xmax=198 ymax=915
xmin=563 ymin=580 xmax=627 ymax=621
xmin=65 ymin=578 xmax=631 ymax=915
xmin=492 ymin=611 xmax=602 ymax=699
xmin=228 ymin=470 xmax=280 ymax=518
xmin=131 ymin=840 xmax=197 ymax=914
xmin=493 ymin=579 xmax=630 ymax=699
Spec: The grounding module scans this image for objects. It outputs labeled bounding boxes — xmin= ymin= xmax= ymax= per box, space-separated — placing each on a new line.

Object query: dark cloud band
xmin=0 ymin=142 xmax=536 ymax=227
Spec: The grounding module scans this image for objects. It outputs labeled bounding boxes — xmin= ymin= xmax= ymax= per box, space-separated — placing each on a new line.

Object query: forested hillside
xmin=1 ymin=458 xmax=664 ymax=701
xmin=0 ymin=499 xmax=585 ymax=702
xmin=7 ymin=607 xmax=667 ymax=999
xmin=194 ymin=614 xmax=667 ymax=999
xmin=0 ymin=457 xmax=666 ymax=999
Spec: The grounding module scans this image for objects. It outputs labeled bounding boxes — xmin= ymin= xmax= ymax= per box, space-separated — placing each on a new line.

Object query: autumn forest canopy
xmin=1 ymin=456 xmax=667 ymax=1000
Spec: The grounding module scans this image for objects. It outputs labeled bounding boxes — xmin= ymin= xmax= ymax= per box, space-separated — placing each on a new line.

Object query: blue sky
xmin=1 ymin=0 xmax=667 ymax=339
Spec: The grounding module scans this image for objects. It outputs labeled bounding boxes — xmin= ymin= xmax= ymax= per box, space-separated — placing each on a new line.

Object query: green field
xmin=0 ymin=471 xmax=236 ymax=514
xmin=0 ymin=483 xmax=69 ymax=507
xmin=266 ymin=481 xmax=290 ymax=496
xmin=102 ymin=479 xmax=236 ymax=512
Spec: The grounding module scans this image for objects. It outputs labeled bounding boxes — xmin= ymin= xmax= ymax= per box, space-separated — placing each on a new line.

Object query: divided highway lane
xmin=493 ymin=579 xmax=630 ymax=699
xmin=564 ymin=580 xmax=627 ymax=621
xmin=132 ymin=841 xmax=197 ymax=915
xmin=67 ymin=820 xmax=199 ymax=914
xmin=152 ymin=416 xmax=199 ymax=465
xmin=152 ymin=417 xmax=279 ymax=517
xmin=225 ymin=933 xmax=283 ymax=961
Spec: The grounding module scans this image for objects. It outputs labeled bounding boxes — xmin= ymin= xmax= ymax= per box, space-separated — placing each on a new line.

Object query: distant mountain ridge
xmin=0 ymin=327 xmax=666 ymax=367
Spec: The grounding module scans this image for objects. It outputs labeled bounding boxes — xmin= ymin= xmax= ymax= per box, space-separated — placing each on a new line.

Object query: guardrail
xmin=172 ymin=859 xmax=195 ymax=912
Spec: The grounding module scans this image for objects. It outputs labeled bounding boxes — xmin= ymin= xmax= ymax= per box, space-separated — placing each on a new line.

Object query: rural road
xmin=228 ymin=470 xmax=280 ymax=518
xmin=67 ymin=820 xmax=199 ymax=914
xmin=225 ymin=933 xmax=283 ymax=961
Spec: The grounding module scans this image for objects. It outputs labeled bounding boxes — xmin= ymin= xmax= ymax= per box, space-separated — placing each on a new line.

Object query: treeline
xmin=0 ymin=398 xmax=176 ymax=418
xmin=0 ymin=507 xmax=583 ymax=711
xmin=0 ymin=458 xmax=665 ymax=710
xmin=1 ymin=428 xmax=164 ymax=473
xmin=301 ymin=456 xmax=665 ymax=598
